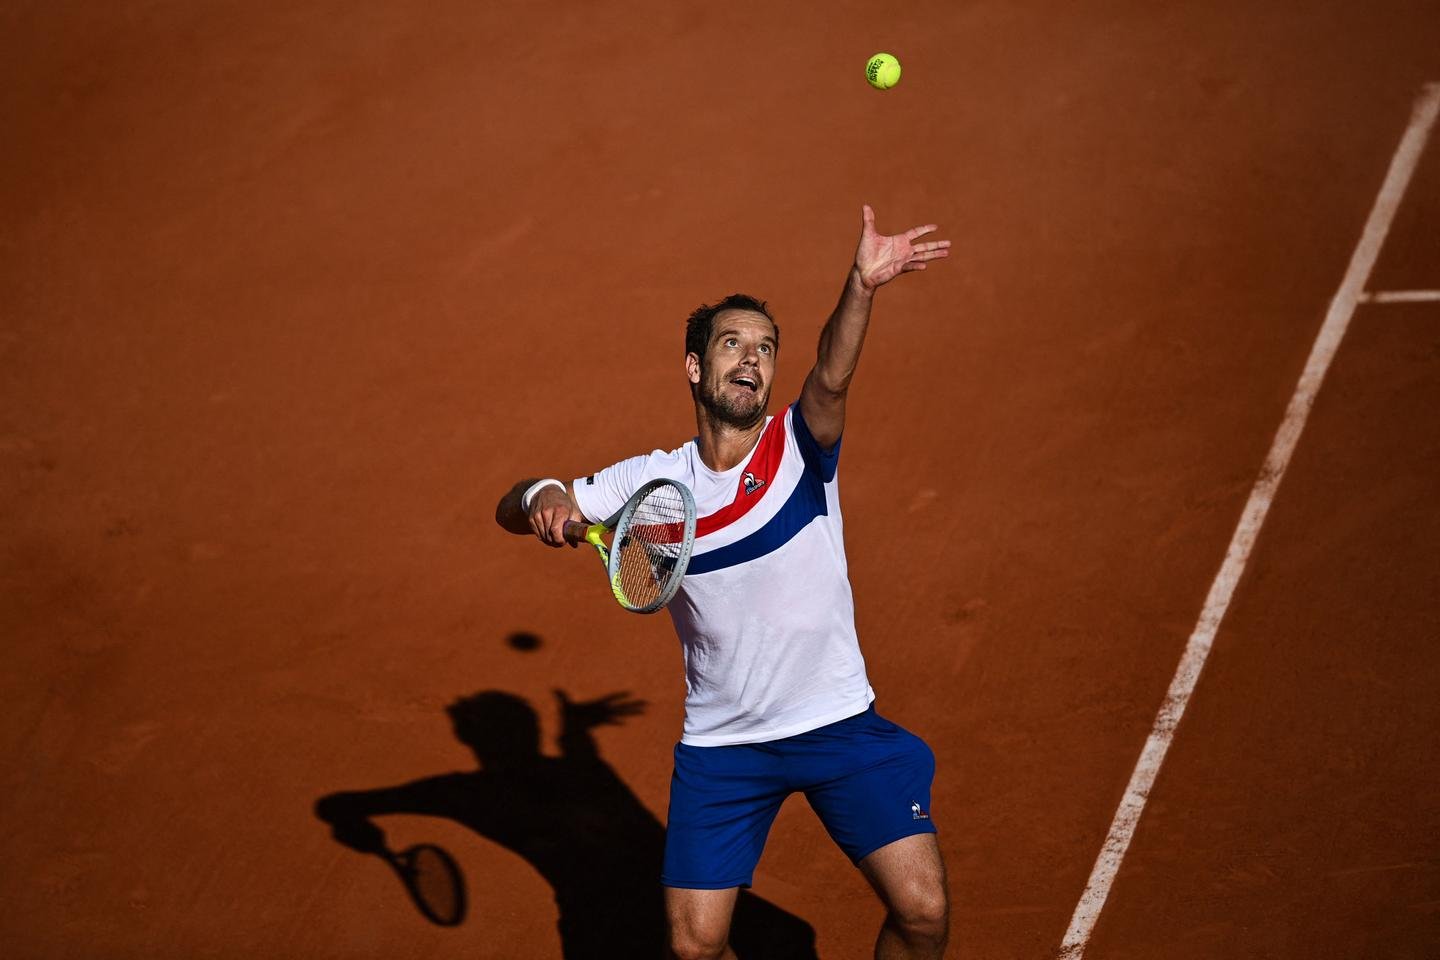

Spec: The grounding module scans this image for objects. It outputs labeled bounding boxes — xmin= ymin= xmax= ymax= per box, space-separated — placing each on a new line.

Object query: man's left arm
xmin=799 ymin=205 xmax=950 ymax=450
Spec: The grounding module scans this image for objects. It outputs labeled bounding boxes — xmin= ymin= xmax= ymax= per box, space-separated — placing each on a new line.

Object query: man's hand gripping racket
xmin=554 ymin=479 xmax=697 ymax=613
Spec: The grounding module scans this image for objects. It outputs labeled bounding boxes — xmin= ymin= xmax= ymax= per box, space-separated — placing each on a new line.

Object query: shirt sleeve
xmin=572 ymin=454 xmax=651 ymax=523
xmin=788 ymin=401 xmax=841 ymax=483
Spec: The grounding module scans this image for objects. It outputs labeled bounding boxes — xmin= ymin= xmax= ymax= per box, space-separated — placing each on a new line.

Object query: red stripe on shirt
xmin=695 ymin=413 xmax=788 ymax=537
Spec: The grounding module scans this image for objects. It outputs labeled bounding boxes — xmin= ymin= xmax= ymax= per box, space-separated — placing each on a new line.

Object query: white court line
xmin=1359 ymin=289 xmax=1440 ymax=303
xmin=1056 ymin=80 xmax=1440 ymax=960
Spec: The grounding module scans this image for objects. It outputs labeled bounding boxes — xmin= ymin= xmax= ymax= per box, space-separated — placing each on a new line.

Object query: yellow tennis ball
xmin=865 ymin=52 xmax=901 ymax=90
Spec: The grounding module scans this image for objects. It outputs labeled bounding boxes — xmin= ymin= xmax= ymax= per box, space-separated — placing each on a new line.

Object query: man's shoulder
xmin=587 ymin=440 xmax=694 ymax=484
xmin=628 ymin=438 xmax=696 ymax=469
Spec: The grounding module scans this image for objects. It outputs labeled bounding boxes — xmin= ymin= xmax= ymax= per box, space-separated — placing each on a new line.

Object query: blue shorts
xmin=662 ymin=705 xmax=937 ymax=889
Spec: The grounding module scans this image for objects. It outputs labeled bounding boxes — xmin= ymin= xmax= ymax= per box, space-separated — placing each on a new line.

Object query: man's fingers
xmin=862 ymin=204 xmax=875 ymax=227
xmin=530 ymin=506 xmax=566 ymax=547
xmin=904 ymin=223 xmax=939 ymax=241
xmin=902 ymin=261 xmax=927 ymax=272
xmin=912 ymin=248 xmax=950 ymax=262
xmin=914 ymin=240 xmax=951 ymax=253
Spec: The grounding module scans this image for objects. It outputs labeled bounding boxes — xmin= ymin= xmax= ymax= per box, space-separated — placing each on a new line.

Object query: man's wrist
xmin=848 ymin=266 xmax=877 ymax=297
xmin=521 ymin=478 xmax=565 ymax=512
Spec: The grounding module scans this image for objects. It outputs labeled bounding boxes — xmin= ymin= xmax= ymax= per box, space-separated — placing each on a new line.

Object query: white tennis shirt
xmin=573 ymin=401 xmax=876 ymax=746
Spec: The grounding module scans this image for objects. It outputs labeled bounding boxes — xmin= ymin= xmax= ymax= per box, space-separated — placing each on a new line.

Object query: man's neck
xmin=694 ymin=405 xmax=769 ymax=472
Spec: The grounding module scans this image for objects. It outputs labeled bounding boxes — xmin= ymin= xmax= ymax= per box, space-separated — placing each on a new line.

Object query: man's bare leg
xmin=665 ymin=886 xmax=740 ymax=960
xmin=859 ymin=833 xmax=949 ymax=960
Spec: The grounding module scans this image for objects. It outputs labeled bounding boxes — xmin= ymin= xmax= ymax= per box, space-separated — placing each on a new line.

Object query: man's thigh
xmin=663 ymin=741 xmax=788 ymax=889
xmin=800 ymin=707 xmax=938 ymax=865
xmin=858 ymin=832 xmax=948 ymax=915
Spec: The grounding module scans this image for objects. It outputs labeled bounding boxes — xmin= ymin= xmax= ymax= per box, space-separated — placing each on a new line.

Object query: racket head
xmin=606 ymin=479 xmax=697 ymax=613
xmin=392 ymin=843 xmax=467 ymax=927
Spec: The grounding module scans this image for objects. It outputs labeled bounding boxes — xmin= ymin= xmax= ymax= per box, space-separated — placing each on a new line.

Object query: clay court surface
xmin=4 ymin=2 xmax=1439 ymax=957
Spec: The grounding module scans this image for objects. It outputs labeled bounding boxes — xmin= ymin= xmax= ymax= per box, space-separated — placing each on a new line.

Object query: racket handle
xmin=563 ymin=521 xmax=592 ymax=545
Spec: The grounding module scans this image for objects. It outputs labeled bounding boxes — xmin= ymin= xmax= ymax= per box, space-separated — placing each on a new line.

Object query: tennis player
xmin=496 ymin=205 xmax=951 ymax=960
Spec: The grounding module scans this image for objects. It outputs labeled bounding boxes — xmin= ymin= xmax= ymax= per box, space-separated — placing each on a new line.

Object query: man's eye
xmin=759 ymin=344 xmax=771 ymax=354
xmin=725 ymin=338 xmax=738 ymax=347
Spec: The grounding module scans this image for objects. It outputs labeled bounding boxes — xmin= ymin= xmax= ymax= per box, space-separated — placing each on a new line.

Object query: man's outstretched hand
xmin=853 ymin=204 xmax=950 ymax=291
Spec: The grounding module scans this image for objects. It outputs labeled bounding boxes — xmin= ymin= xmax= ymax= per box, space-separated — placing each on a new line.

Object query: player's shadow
xmin=315 ymin=688 xmax=818 ymax=960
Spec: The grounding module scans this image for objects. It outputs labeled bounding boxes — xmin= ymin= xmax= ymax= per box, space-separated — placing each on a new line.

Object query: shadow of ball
xmin=506 ymin=631 xmax=542 ymax=652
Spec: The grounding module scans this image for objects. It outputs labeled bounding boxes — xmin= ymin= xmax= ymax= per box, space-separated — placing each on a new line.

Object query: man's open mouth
xmin=729 ymin=375 xmax=759 ymax=392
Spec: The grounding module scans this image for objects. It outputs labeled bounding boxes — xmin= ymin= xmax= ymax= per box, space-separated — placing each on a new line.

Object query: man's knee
xmin=665 ymin=887 xmax=736 ymax=960
xmin=668 ymin=925 xmax=730 ymax=960
xmin=887 ymin=877 xmax=949 ymax=940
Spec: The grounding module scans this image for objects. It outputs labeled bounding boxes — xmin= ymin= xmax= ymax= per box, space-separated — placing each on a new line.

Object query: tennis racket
xmin=383 ymin=842 xmax=467 ymax=927
xmin=563 ymin=478 xmax=697 ymax=613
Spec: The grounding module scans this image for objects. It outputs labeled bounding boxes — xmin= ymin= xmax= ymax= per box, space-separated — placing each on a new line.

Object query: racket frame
xmin=567 ymin=478 xmax=697 ymax=613
xmin=388 ymin=842 xmax=467 ymax=927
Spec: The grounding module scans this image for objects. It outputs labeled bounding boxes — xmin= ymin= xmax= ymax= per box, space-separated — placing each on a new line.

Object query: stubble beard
xmin=699 ymin=380 xmax=768 ymax=430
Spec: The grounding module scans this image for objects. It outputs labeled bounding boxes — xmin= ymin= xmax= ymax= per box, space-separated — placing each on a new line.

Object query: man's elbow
xmin=495 ymin=480 xmax=531 ymax=533
xmin=805 ymin=369 xmax=851 ymax=401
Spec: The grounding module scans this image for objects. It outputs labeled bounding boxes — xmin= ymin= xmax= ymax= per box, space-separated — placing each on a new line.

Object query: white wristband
xmin=521 ymin=478 xmax=565 ymax=512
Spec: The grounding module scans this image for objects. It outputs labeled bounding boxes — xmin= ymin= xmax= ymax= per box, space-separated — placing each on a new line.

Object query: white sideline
xmin=1359 ymin=289 xmax=1440 ymax=303
xmin=1056 ymin=81 xmax=1440 ymax=959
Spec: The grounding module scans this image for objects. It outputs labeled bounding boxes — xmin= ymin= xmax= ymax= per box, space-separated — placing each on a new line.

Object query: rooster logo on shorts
xmin=743 ymin=471 xmax=765 ymax=496
xmin=911 ymin=801 xmax=930 ymax=820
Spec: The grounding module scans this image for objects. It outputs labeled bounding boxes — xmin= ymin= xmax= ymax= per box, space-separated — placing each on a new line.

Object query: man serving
xmin=496 ymin=206 xmax=951 ymax=960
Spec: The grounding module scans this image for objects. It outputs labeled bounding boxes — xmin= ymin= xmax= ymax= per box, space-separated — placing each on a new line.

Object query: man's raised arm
xmin=799 ymin=205 xmax=950 ymax=450
xmin=495 ymin=478 xmax=584 ymax=548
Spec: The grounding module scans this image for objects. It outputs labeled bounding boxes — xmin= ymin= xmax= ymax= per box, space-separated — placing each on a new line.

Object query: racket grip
xmin=562 ymin=521 xmax=591 ymax=545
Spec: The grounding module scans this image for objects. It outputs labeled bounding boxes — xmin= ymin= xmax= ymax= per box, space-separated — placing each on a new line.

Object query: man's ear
xmin=685 ymin=352 xmax=702 ymax=386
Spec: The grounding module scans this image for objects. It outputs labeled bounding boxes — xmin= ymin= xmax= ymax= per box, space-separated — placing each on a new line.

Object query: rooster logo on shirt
xmin=743 ymin=471 xmax=765 ymax=496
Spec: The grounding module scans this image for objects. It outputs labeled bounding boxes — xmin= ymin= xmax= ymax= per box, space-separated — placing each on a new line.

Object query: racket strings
xmin=614 ymin=485 xmax=689 ymax=608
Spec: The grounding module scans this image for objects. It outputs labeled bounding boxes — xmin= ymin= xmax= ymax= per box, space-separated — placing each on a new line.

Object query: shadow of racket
xmin=380 ymin=842 xmax=467 ymax=926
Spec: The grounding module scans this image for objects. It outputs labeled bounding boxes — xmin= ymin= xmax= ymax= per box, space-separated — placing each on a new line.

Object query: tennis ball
xmin=865 ymin=52 xmax=901 ymax=90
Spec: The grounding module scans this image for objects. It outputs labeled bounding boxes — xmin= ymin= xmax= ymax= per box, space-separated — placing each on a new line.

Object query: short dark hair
xmin=685 ymin=293 xmax=779 ymax=363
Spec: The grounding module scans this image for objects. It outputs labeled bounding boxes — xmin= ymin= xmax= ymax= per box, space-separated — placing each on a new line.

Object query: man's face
xmin=688 ymin=309 xmax=778 ymax=429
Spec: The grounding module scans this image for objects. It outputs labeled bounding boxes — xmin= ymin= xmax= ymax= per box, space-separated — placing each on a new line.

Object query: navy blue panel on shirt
xmin=789 ymin=400 xmax=841 ymax=482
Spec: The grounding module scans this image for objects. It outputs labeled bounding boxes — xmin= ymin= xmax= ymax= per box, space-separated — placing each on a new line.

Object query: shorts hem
xmin=661 ymin=876 xmax=753 ymax=890
xmin=849 ymin=821 xmax=938 ymax=867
